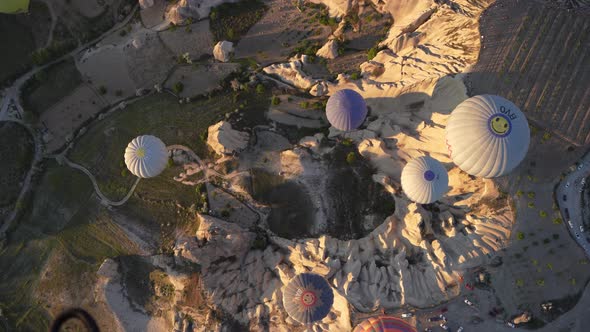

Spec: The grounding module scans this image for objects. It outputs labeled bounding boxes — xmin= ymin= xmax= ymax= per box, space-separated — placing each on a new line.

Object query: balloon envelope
xmin=283 ymin=273 xmax=334 ymax=325
xmin=0 ymin=0 xmax=29 ymax=13
xmin=353 ymin=316 xmax=417 ymax=332
xmin=124 ymin=135 xmax=168 ymax=178
xmin=401 ymin=156 xmax=448 ymax=204
xmin=326 ymin=89 xmax=368 ymax=131
xmin=445 ymin=95 xmax=530 ymax=178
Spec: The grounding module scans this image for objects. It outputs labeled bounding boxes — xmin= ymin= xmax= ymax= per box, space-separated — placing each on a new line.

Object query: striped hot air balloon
xmin=446 ymin=95 xmax=530 ymax=178
xmin=283 ymin=273 xmax=334 ymax=325
xmin=326 ymin=89 xmax=368 ymax=131
xmin=124 ymin=135 xmax=168 ymax=178
xmin=401 ymin=156 xmax=449 ymax=204
xmin=353 ymin=316 xmax=418 ymax=332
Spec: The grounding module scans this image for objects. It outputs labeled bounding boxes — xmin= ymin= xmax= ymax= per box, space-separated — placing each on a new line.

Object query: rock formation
xmin=213 ymin=41 xmax=234 ymax=63
xmin=207 ymin=121 xmax=250 ymax=156
xmin=316 ymin=39 xmax=339 ymax=59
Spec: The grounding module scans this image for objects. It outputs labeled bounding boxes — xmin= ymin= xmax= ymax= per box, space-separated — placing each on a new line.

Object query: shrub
xmin=210 ymin=9 xmax=218 ymax=20
xmin=350 ymin=71 xmax=361 ymax=80
xmin=552 ymin=233 xmax=559 ymax=240
xmin=543 ymin=238 xmax=550 ymax=244
xmin=516 ymin=279 xmax=524 ymax=287
xmin=271 ymin=95 xmax=281 ymax=105
xmin=517 ymin=231 xmax=525 ymax=240
xmin=227 ymin=28 xmax=235 ymax=40
xmin=367 ymin=47 xmax=379 ymax=60
xmin=527 ymin=202 xmax=535 ymax=208
xmin=531 ymin=259 xmax=538 ymax=265
xmin=527 ymin=191 xmax=535 ymax=198
xmin=553 ymin=217 xmax=563 ymax=224
xmin=539 ymin=210 xmax=547 ymax=217
xmin=98 ymin=86 xmax=107 ymax=95
xmin=536 ymin=279 xmax=545 ymax=286
xmin=167 ymin=158 xmax=174 ymax=168
xmin=346 ymin=152 xmax=357 ymax=165
xmin=516 ymin=190 xmax=524 ymax=197
xmin=299 ymin=101 xmax=310 ymax=109
xmin=255 ymin=84 xmax=265 ymax=94
xmin=571 ymin=278 xmax=576 ymax=286
xmin=546 ymin=263 xmax=553 ymax=270
xmin=341 ymin=138 xmax=353 ymax=147
xmin=115 ymin=90 xmax=123 ymax=97
xmin=173 ymin=82 xmax=184 ymax=94
xmin=221 ymin=209 xmax=230 ymax=218
xmin=121 ymin=169 xmax=128 ymax=177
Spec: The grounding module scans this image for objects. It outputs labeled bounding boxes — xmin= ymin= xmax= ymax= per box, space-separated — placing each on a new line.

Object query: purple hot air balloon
xmin=326 ymin=89 xmax=368 ymax=131
xmin=283 ymin=273 xmax=334 ymax=325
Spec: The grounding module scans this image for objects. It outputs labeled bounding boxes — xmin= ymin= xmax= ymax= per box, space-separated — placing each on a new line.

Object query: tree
xmin=271 ymin=96 xmax=281 ymax=105
xmin=539 ymin=210 xmax=547 ymax=217
xmin=173 ymin=82 xmax=184 ymax=94
xmin=346 ymin=152 xmax=357 ymax=165
xmin=527 ymin=191 xmax=535 ymax=198
xmin=516 ymin=279 xmax=524 ymax=287
xmin=255 ymin=84 xmax=265 ymax=94
xmin=98 ymin=86 xmax=107 ymax=95
xmin=517 ymin=231 xmax=525 ymax=240
xmin=516 ymin=190 xmax=524 ymax=198
xmin=367 ymin=47 xmax=379 ymax=60
xmin=527 ymin=202 xmax=535 ymax=208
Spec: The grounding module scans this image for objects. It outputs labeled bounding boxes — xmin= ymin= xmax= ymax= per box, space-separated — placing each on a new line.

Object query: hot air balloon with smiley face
xmin=445 ymin=95 xmax=530 ymax=178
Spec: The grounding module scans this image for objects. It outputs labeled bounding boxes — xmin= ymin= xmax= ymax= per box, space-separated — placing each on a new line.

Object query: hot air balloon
xmin=326 ymin=89 xmax=368 ymax=131
xmin=401 ymin=156 xmax=449 ymax=204
xmin=353 ymin=316 xmax=417 ymax=332
xmin=283 ymin=273 xmax=334 ymax=325
xmin=0 ymin=0 xmax=30 ymax=13
xmin=124 ymin=135 xmax=168 ymax=178
xmin=445 ymin=95 xmax=530 ymax=178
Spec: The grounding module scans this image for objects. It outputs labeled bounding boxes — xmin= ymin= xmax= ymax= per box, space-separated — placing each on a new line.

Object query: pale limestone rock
xmin=139 ymin=0 xmax=154 ymax=9
xmin=213 ymin=41 xmax=234 ymax=63
xmin=316 ymin=39 xmax=339 ymax=59
xmin=310 ymin=81 xmax=329 ymax=97
xmin=263 ymin=61 xmax=318 ymax=89
xmin=207 ymin=121 xmax=249 ymax=156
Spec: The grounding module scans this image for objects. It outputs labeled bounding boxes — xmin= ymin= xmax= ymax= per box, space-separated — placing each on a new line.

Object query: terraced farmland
xmin=469 ymin=0 xmax=590 ymax=146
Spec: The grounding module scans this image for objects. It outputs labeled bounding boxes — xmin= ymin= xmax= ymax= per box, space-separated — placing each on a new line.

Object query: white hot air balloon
xmin=401 ymin=156 xmax=449 ymax=204
xmin=124 ymin=135 xmax=168 ymax=178
xmin=445 ymin=95 xmax=530 ymax=178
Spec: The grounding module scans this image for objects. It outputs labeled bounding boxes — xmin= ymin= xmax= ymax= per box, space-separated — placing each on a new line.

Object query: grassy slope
xmin=0 ymin=163 xmax=138 ymax=331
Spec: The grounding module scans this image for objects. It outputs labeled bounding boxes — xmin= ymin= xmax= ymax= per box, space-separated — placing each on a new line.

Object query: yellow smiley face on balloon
xmin=490 ymin=115 xmax=510 ymax=135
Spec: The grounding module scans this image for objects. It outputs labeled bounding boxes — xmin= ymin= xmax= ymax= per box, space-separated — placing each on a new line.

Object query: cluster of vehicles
xmin=560 ymin=161 xmax=589 ymax=249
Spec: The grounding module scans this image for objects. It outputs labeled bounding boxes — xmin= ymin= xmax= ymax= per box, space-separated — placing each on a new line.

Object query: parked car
xmin=428 ymin=316 xmax=444 ymax=322
xmin=576 ymin=233 xmax=581 ymax=239
xmin=582 ymin=178 xmax=586 ymax=185
xmin=566 ymin=182 xmax=571 ymax=188
xmin=464 ymin=298 xmax=474 ymax=306
xmin=569 ymin=220 xmax=574 ymax=228
xmin=565 ymin=208 xmax=570 ymax=219
xmin=440 ymin=323 xmax=449 ymax=330
xmin=563 ymin=194 xmax=567 ymax=201
xmin=581 ymin=225 xmax=585 ymax=232
xmin=457 ymin=327 xmax=464 ymax=332
xmin=579 ymin=163 xmax=584 ymax=170
xmin=401 ymin=313 xmax=414 ymax=318
xmin=424 ymin=329 xmax=433 ymax=332
xmin=506 ymin=322 xmax=516 ymax=328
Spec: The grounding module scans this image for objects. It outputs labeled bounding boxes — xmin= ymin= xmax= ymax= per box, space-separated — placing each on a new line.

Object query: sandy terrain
xmin=41 ymin=84 xmax=108 ymax=152
xmin=159 ymin=20 xmax=214 ymax=59
xmin=140 ymin=0 xmax=169 ymax=29
xmin=233 ymin=0 xmax=333 ymax=66
xmin=164 ymin=63 xmax=240 ymax=98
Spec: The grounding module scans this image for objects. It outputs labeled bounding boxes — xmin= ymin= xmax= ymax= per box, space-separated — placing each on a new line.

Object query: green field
xmin=0 ymin=122 xmax=34 ymax=207
xmin=21 ymin=57 xmax=82 ymax=115
xmin=69 ymin=90 xmax=269 ymax=201
xmin=0 ymin=162 xmax=140 ymax=331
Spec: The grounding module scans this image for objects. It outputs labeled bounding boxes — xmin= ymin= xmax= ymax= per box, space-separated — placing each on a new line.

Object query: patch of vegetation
xmin=256 ymin=83 xmax=265 ymax=94
xmin=527 ymin=191 xmax=535 ymax=199
xmin=517 ymin=231 xmax=525 ymax=240
xmin=367 ymin=47 xmax=380 ymax=60
xmin=528 ymin=202 xmax=535 ymax=208
xmin=346 ymin=152 xmax=357 ymax=164
xmin=98 ymin=85 xmax=107 ymax=95
xmin=553 ymin=217 xmax=563 ymax=225
xmin=271 ymin=95 xmax=281 ymax=105
xmin=173 ymin=81 xmax=185 ymax=94
xmin=21 ymin=57 xmax=82 ymax=115
xmin=209 ymin=0 xmax=268 ymax=42
xmin=539 ymin=210 xmax=547 ymax=217
xmin=292 ymin=39 xmax=322 ymax=56
xmin=516 ymin=278 xmax=524 ymax=287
